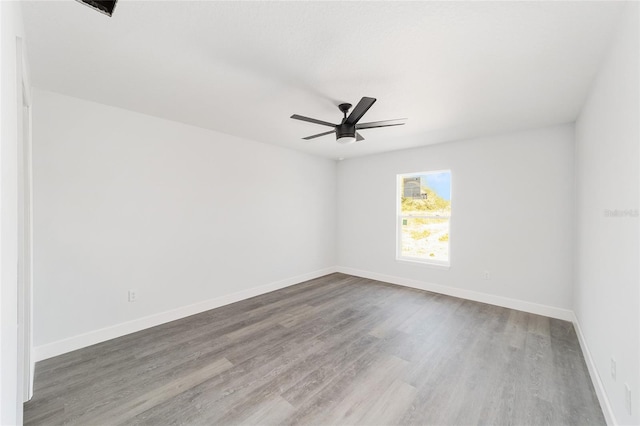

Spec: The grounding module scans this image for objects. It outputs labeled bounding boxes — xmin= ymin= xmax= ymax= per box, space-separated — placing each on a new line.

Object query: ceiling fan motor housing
xmin=336 ymin=123 xmax=356 ymax=144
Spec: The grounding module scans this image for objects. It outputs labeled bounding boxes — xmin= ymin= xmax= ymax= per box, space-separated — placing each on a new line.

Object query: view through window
xmin=397 ymin=170 xmax=451 ymax=265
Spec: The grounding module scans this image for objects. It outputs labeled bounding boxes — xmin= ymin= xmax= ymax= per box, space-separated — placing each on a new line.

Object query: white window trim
xmin=396 ymin=170 xmax=452 ymax=268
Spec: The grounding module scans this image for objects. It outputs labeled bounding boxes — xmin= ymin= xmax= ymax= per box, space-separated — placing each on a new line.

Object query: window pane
xmin=400 ymin=171 xmax=451 ymax=216
xmin=400 ymin=217 xmax=450 ymax=262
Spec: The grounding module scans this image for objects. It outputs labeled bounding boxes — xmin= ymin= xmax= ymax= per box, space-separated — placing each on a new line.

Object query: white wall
xmin=337 ymin=125 xmax=575 ymax=316
xmin=574 ymin=2 xmax=639 ymax=424
xmin=32 ymin=90 xmax=336 ymax=352
xmin=1 ymin=2 xmax=27 ymax=424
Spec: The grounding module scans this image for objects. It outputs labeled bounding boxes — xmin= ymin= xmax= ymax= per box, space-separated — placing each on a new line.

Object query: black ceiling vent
xmin=76 ymin=0 xmax=118 ymax=17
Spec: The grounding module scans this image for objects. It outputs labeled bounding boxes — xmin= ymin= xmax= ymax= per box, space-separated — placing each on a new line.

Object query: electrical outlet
xmin=625 ymin=384 xmax=631 ymax=415
xmin=128 ymin=290 xmax=137 ymax=302
xmin=611 ymin=357 xmax=617 ymax=381
xmin=483 ymin=271 xmax=490 ymax=280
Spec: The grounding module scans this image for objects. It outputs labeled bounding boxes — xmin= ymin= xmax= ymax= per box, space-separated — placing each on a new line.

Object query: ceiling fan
xmin=291 ymin=97 xmax=406 ymax=144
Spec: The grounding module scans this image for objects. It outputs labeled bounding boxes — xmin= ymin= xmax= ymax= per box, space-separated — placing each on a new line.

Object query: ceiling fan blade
xmin=303 ymin=130 xmax=336 ymax=140
xmin=346 ymin=97 xmax=376 ymax=125
xmin=356 ymin=119 xmax=407 ymax=130
xmin=356 ymin=132 xmax=365 ymax=141
xmin=291 ymin=114 xmax=337 ymax=128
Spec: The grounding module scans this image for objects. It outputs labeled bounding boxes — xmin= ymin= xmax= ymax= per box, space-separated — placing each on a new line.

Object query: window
xmin=397 ymin=170 xmax=451 ymax=266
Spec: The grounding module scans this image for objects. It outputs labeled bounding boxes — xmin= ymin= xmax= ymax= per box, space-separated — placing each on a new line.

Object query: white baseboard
xmin=33 ymin=267 xmax=573 ymax=363
xmin=337 ymin=267 xmax=615 ymax=422
xmin=34 ymin=266 xmax=609 ymax=425
xmin=34 ymin=267 xmax=337 ymax=362
xmin=572 ymin=313 xmax=617 ymax=426
xmin=336 ymin=266 xmax=574 ymax=321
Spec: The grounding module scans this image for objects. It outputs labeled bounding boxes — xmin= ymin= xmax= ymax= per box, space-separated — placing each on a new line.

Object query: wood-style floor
xmin=24 ymin=273 xmax=604 ymax=425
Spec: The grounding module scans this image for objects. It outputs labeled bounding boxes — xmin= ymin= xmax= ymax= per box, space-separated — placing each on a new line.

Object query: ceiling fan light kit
xmin=337 ymin=136 xmax=356 ymax=145
xmin=291 ymin=97 xmax=406 ymax=145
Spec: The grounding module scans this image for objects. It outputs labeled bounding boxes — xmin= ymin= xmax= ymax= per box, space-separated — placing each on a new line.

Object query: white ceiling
xmin=23 ymin=1 xmax=625 ymax=159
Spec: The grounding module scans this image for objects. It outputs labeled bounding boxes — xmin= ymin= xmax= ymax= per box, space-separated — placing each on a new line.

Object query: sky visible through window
xmin=422 ymin=172 xmax=451 ymax=201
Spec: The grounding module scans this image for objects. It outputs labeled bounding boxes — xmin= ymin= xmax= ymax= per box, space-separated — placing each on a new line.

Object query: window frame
xmin=396 ymin=170 xmax=452 ymax=268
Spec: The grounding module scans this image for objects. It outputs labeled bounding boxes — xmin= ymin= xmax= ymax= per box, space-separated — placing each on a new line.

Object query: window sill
xmin=396 ymin=257 xmax=450 ymax=270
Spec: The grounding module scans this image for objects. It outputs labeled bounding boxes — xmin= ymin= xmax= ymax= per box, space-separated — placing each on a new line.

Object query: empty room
xmin=1 ymin=0 xmax=638 ymax=425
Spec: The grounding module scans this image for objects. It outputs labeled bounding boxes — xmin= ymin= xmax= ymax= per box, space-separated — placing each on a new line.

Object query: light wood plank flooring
xmin=24 ymin=273 xmax=604 ymax=425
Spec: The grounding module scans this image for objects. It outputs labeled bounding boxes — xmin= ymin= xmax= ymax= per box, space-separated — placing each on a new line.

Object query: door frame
xmin=16 ymin=35 xmax=34 ymax=402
